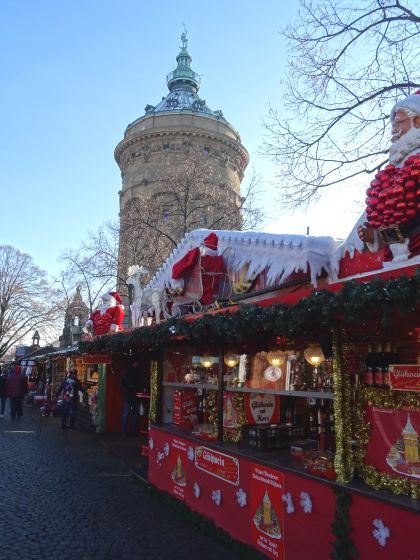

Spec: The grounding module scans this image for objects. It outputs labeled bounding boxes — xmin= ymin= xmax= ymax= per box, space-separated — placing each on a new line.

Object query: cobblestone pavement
xmin=0 ymin=404 xmax=250 ymax=560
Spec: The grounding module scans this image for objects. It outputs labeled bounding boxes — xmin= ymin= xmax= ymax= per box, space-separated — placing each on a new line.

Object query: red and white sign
xmin=195 ymin=446 xmax=240 ymax=485
xmin=82 ymin=352 xmax=112 ymax=364
xmin=389 ymin=364 xmax=420 ymax=392
xmin=251 ymin=464 xmax=285 ymax=560
xmin=173 ymin=390 xmax=198 ymax=429
xmin=245 ymin=393 xmax=280 ymax=425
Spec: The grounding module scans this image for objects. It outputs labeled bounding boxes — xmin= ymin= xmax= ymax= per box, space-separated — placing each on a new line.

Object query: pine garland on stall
xmin=330 ymin=488 xmax=358 ymax=560
xmin=79 ymin=272 xmax=419 ymax=354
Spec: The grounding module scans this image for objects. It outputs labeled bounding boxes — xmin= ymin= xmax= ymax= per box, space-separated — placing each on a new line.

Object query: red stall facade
xmin=81 ymin=228 xmax=420 ymax=559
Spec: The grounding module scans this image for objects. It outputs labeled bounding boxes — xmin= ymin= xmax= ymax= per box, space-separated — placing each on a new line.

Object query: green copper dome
xmin=127 ymin=31 xmax=228 ymax=129
xmin=166 ymin=31 xmax=201 ymax=93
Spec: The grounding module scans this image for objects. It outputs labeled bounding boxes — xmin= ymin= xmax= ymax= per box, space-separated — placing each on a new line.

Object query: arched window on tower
xmin=162 ymin=209 xmax=171 ymax=224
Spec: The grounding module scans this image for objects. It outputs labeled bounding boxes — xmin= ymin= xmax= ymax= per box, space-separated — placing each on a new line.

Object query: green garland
xmin=332 ymin=328 xmax=354 ymax=483
xmin=330 ymin=489 xmax=358 ymax=559
xmin=79 ymin=272 xmax=419 ymax=354
xmin=148 ymin=360 xmax=158 ymax=424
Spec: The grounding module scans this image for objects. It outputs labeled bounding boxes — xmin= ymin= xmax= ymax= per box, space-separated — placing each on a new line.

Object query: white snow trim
xmin=330 ymin=212 xmax=366 ymax=276
xmin=147 ymin=229 xmax=339 ymax=290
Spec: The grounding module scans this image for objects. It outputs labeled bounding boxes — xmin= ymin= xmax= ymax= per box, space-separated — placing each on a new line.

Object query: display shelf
xmin=224 ymin=386 xmax=334 ymax=400
xmin=162 ymin=382 xmax=218 ymax=390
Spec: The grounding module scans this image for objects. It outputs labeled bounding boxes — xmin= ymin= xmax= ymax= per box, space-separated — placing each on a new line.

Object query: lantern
xmin=224 ymin=353 xmax=240 ymax=368
xmin=200 ymin=355 xmax=214 ymax=369
xmin=303 ymin=344 xmax=325 ymax=367
xmin=266 ymin=351 xmax=286 ymax=367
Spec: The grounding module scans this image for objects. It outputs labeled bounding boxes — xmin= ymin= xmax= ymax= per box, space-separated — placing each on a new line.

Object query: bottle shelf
xmin=163 ymin=382 xmax=218 ymax=390
xmin=224 ymin=387 xmax=334 ymax=400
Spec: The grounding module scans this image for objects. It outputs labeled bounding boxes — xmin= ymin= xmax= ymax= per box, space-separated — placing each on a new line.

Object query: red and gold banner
xmin=389 ymin=364 xmax=420 ymax=392
xmin=365 ymin=405 xmax=420 ymax=481
xmin=195 ymin=446 xmax=240 ymax=485
xmin=250 ymin=464 xmax=285 ymax=560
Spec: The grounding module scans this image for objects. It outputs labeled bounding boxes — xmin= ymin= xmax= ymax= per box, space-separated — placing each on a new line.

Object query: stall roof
xmin=147 ymin=229 xmax=341 ymax=289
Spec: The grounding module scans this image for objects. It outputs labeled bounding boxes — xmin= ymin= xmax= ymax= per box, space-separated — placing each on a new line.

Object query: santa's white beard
xmin=200 ymin=246 xmax=218 ymax=257
xmin=389 ymin=126 xmax=420 ymax=166
xmin=99 ymin=302 xmax=113 ymax=315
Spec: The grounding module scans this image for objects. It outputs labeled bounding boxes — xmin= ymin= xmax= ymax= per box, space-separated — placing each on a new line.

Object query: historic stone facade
xmin=115 ymin=32 xmax=249 ymax=279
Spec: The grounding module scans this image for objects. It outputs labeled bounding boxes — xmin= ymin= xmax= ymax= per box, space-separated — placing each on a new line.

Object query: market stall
xmin=80 ymin=226 xmax=419 ymax=558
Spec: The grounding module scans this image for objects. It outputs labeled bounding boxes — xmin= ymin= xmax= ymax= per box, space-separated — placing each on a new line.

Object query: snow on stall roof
xmin=147 ymin=229 xmax=340 ymax=290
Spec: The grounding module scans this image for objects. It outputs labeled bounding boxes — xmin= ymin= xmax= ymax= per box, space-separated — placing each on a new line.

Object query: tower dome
xmin=115 ymin=32 xmax=249 ymax=278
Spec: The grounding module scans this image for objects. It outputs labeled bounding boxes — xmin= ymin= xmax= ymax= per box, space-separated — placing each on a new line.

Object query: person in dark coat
xmin=6 ymin=365 xmax=28 ymax=420
xmin=56 ymin=370 xmax=84 ymax=429
xmin=121 ymin=360 xmax=144 ymax=435
xmin=0 ymin=368 xmax=7 ymax=418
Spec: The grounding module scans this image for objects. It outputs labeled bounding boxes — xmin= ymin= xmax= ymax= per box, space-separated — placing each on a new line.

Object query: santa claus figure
xmin=85 ymin=291 xmax=125 ymax=336
xmin=358 ymin=90 xmax=420 ymax=261
xmin=170 ymin=232 xmax=226 ymax=305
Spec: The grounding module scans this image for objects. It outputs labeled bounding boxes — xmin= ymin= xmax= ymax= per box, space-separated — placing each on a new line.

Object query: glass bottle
xmin=374 ymin=366 xmax=384 ymax=388
xmin=365 ymin=367 xmax=374 ymax=387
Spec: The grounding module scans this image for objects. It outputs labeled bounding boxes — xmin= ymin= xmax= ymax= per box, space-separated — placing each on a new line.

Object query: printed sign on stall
xmin=169 ymin=438 xmax=188 ymax=500
xmin=195 ymin=446 xmax=240 ymax=485
xmin=82 ymin=352 xmax=112 ymax=364
xmin=245 ymin=393 xmax=280 ymax=425
xmin=389 ymin=365 xmax=420 ymax=392
xmin=173 ymin=390 xmax=198 ymax=429
xmin=365 ymin=406 xmax=420 ymax=481
xmin=250 ymin=464 xmax=285 ymax=560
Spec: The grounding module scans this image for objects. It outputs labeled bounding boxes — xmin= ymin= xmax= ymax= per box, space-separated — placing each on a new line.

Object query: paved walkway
xmin=0 ymin=404 xmax=255 ymax=560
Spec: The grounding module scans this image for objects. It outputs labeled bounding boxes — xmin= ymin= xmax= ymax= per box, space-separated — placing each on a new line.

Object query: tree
xmin=58 ymin=224 xmax=123 ymax=313
xmin=119 ymin=151 xmax=264 ymax=280
xmin=263 ymin=0 xmax=420 ymax=208
xmin=0 ymin=246 xmax=61 ymax=358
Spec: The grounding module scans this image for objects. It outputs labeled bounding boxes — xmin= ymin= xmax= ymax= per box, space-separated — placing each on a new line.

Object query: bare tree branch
xmin=262 ymin=0 xmax=420 ymax=208
xmin=0 ymin=246 xmax=61 ymax=358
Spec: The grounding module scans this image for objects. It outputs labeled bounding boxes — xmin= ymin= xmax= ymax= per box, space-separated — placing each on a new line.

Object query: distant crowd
xmin=0 ymin=365 xmax=28 ymax=420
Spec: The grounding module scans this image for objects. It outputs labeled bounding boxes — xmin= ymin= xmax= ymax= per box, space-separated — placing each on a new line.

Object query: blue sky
xmin=0 ymin=0 xmax=367 ymax=278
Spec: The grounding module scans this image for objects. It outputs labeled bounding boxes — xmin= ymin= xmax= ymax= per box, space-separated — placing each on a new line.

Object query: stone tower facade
xmin=115 ymin=32 xmax=249 ymax=280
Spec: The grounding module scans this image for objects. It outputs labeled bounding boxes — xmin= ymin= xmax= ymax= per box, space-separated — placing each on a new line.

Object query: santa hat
xmin=391 ymin=90 xmax=420 ymax=122
xmin=102 ymin=291 xmax=122 ymax=305
xmin=109 ymin=291 xmax=122 ymax=305
xmin=203 ymin=232 xmax=218 ymax=251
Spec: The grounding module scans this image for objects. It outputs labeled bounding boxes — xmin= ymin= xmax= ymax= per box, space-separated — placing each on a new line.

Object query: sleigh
xmin=170 ymin=250 xmax=233 ymax=317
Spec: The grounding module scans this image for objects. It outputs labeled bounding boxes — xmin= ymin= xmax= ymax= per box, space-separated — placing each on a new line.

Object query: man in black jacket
xmin=56 ymin=370 xmax=83 ymax=429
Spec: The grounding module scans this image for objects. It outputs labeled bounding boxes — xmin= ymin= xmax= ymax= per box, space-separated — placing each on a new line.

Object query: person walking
xmin=6 ymin=365 xmax=28 ymax=420
xmin=0 ymin=368 xmax=7 ymax=418
xmin=121 ymin=359 xmax=144 ymax=436
xmin=56 ymin=370 xmax=83 ymax=430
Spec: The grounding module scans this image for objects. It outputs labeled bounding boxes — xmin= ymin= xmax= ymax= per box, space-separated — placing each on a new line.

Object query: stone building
xmin=59 ymin=286 xmax=89 ymax=347
xmin=114 ymin=32 xmax=249 ymax=278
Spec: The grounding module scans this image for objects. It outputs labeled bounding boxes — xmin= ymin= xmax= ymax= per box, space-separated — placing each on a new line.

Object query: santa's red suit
xmin=171 ymin=232 xmax=226 ymax=305
xmin=87 ymin=291 xmax=124 ymax=336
